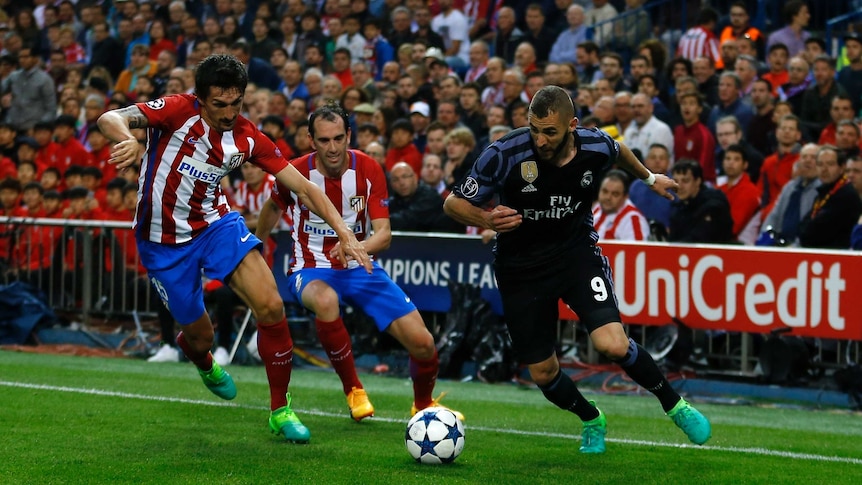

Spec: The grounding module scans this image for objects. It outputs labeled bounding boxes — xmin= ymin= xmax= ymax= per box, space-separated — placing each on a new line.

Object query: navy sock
xmin=538 ymin=370 xmax=599 ymax=422
xmin=615 ymin=338 xmax=680 ymax=412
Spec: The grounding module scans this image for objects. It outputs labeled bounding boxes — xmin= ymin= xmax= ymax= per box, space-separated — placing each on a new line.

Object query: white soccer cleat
xmin=147 ymin=344 xmax=180 ymax=363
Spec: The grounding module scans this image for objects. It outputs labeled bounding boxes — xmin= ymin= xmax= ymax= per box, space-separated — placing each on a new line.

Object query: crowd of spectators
xmin=1 ymin=0 xmax=862 ymax=305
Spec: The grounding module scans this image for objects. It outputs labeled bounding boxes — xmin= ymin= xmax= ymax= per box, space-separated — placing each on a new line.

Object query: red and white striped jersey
xmin=234 ymin=174 xmax=292 ymax=230
xmin=272 ymin=150 xmax=389 ymax=271
xmin=676 ymin=26 xmax=720 ymax=63
xmin=136 ymin=94 xmax=288 ymax=244
xmin=234 ymin=175 xmax=276 ymax=216
xmin=592 ymin=199 xmax=650 ymax=241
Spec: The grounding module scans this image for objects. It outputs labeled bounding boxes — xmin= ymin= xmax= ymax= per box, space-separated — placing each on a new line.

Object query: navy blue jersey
xmin=452 ymin=126 xmax=619 ymax=271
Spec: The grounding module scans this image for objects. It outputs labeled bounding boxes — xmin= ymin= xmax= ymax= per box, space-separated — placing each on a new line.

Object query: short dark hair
xmin=262 ymin=115 xmax=285 ymax=131
xmin=697 ymin=7 xmax=719 ymax=26
xmin=308 ymin=103 xmax=350 ymax=138
xmin=390 ymin=118 xmax=414 ymax=135
xmin=64 ymin=165 xmax=85 ymax=178
xmin=812 ymin=54 xmax=836 ymax=70
xmin=43 ymin=189 xmax=61 ymax=200
xmin=65 ymin=186 xmax=90 ymax=200
xmin=783 ymin=1 xmax=807 ymax=24
xmin=82 ymin=166 xmax=103 ymax=179
xmin=356 ymin=122 xmax=380 ymax=135
xmin=529 ymin=85 xmax=574 ymax=120
xmin=724 ymin=144 xmax=748 ymax=162
xmin=805 ymin=36 xmax=828 ymax=53
xmin=55 ymin=114 xmax=78 ymax=128
xmin=0 ymin=177 xmax=22 ymax=193
xmin=768 ymin=43 xmax=789 ymax=55
xmin=107 ymin=177 xmax=127 ymax=192
xmin=602 ymin=169 xmax=631 ymax=195
xmin=18 ymin=160 xmax=38 ymax=172
xmin=576 ymin=41 xmax=599 ymax=55
xmin=671 ymin=158 xmax=703 ymax=181
xmin=753 ymin=78 xmax=773 ymax=93
xmin=43 ymin=167 xmax=61 ymax=179
xmin=122 ymin=182 xmax=138 ymax=197
xmin=23 ymin=181 xmax=44 ymax=194
xmin=195 ymin=54 xmax=249 ymax=100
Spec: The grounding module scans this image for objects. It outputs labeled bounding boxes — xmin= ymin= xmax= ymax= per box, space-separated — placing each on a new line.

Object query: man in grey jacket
xmin=760 ymin=143 xmax=822 ymax=245
xmin=1 ymin=46 xmax=57 ymax=133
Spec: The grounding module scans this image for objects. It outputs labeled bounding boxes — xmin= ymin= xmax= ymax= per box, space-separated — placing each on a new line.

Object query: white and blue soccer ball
xmin=405 ymin=407 xmax=465 ymax=464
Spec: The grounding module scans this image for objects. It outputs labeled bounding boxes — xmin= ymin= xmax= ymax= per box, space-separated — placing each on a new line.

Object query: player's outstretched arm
xmin=98 ymin=105 xmax=149 ymax=170
xmin=615 ymin=142 xmax=678 ymax=201
xmin=444 ymin=195 xmax=522 ymax=233
xmin=274 ymin=164 xmax=373 ymax=272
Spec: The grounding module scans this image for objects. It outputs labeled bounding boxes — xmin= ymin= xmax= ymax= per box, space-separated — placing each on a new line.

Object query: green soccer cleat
xmin=668 ymin=398 xmax=711 ymax=445
xmin=269 ymin=394 xmax=311 ymax=443
xmin=579 ymin=401 xmax=607 ymax=454
xmin=198 ymin=360 xmax=236 ymax=400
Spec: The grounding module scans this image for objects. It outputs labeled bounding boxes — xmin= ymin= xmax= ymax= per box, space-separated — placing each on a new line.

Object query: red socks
xmin=176 ymin=331 xmax=212 ymax=372
xmin=316 ymin=317 xmax=362 ymax=395
xmin=257 ymin=317 xmax=293 ymax=410
xmin=409 ymin=350 xmax=439 ymax=409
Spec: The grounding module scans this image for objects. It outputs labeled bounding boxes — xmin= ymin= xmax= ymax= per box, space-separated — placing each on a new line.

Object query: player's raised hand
xmin=487 ymin=205 xmax=522 ymax=233
xmin=109 ymin=139 xmax=141 ymax=170
xmin=649 ymin=174 xmax=678 ymax=201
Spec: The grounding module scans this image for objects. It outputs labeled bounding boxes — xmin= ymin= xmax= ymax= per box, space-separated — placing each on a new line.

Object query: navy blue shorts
xmin=287 ymin=262 xmax=416 ymax=331
xmin=138 ymin=212 xmax=261 ymax=325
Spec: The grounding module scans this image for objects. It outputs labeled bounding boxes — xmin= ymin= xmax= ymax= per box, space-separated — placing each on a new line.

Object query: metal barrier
xmin=1 ymin=216 xmax=160 ymax=324
xmin=2 ymin=217 xmax=859 ymax=378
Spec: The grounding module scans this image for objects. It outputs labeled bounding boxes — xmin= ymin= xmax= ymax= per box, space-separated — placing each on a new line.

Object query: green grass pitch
xmin=2 ymin=351 xmax=861 ymax=484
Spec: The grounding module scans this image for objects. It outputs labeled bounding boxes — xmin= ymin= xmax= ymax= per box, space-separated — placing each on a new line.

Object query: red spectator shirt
xmin=90 ymin=144 xmax=118 ymax=187
xmin=385 ymin=143 xmax=423 ymax=175
xmin=53 ymin=137 xmax=93 ymax=172
xmin=719 ymin=173 xmax=761 ymax=237
xmin=674 ymin=121 xmax=717 ymax=184
xmin=758 ymin=148 xmax=799 ymax=216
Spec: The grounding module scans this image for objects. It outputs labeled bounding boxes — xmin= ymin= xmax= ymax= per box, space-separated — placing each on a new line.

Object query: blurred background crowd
xmin=1 ymin=0 xmax=862 ymax=282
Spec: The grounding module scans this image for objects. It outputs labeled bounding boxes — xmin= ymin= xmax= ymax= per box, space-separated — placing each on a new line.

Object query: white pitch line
xmin=3 ymin=380 xmax=861 ymax=466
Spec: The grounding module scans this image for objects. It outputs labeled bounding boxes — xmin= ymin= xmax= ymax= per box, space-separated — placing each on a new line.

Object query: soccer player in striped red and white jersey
xmin=97 ymin=55 xmax=371 ymax=443
xmin=257 ymin=104 xmax=463 ymax=423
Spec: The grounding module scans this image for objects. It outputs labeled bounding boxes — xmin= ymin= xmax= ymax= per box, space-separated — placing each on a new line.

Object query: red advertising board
xmin=559 ymin=241 xmax=862 ymax=341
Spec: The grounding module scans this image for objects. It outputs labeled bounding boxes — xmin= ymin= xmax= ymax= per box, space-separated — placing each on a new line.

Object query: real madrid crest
xmin=520 ymin=161 xmax=538 ymax=183
xmin=581 ymin=170 xmax=593 ymax=188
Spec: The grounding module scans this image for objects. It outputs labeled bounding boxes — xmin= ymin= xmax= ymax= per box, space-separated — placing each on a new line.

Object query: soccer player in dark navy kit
xmin=444 ymin=86 xmax=711 ymax=454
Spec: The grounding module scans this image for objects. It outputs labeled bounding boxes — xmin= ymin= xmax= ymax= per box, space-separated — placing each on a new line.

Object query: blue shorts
xmin=287 ymin=262 xmax=415 ymax=331
xmin=138 ymin=212 xmax=261 ymax=325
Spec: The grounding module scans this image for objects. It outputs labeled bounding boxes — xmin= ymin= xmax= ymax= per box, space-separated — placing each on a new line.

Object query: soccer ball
xmin=405 ymin=407 xmax=465 ymax=464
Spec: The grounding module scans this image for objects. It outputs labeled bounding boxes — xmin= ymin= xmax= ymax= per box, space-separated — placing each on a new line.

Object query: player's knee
xmin=306 ymin=288 xmax=340 ymax=314
xmin=253 ymin=293 xmax=285 ymax=323
xmin=528 ymin=359 xmax=560 ymax=386
xmin=593 ymin=335 xmax=630 ymax=360
xmin=407 ymin=331 xmax=436 ymax=360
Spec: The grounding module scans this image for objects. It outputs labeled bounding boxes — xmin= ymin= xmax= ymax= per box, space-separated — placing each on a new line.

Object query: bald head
xmin=390 ymin=162 xmax=419 ymax=198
